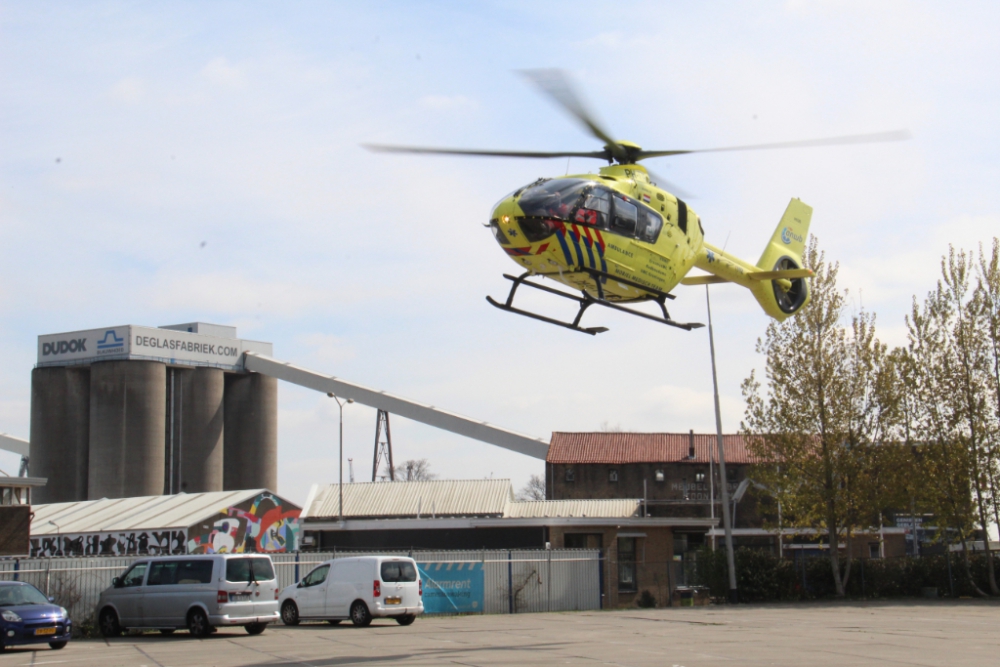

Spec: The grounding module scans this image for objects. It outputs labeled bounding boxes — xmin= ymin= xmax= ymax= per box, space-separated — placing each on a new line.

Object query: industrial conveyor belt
xmin=0 ymin=432 xmax=30 ymax=457
xmin=243 ymin=352 xmax=549 ymax=460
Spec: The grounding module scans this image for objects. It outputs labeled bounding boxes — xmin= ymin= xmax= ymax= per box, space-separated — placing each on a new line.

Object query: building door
xmin=617 ymin=537 xmax=637 ymax=594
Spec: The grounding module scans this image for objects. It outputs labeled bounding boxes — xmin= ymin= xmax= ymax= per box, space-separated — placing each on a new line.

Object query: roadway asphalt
xmin=1 ymin=601 xmax=997 ymax=666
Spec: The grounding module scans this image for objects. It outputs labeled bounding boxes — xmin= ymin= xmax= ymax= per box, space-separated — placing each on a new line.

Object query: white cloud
xmin=418 ymin=94 xmax=477 ymax=110
xmin=201 ymin=57 xmax=245 ymax=89
xmin=110 ymin=76 xmax=144 ymax=104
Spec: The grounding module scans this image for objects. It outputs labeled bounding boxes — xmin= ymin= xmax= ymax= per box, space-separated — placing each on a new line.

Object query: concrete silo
xmin=166 ymin=366 xmax=225 ymax=494
xmin=88 ymin=360 xmax=167 ymax=499
xmin=29 ymin=366 xmax=91 ymax=504
xmin=223 ymin=372 xmax=278 ymax=492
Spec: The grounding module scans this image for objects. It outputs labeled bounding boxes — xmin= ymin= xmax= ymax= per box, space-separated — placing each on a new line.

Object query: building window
xmin=695 ymin=472 xmax=705 ymax=483
xmin=609 ymin=469 xmax=618 ymax=483
xmin=565 ymin=468 xmax=575 ymax=482
xmin=727 ymin=467 xmax=738 ymax=481
xmin=654 ymin=469 xmax=664 ymax=482
xmin=869 ymin=543 xmax=881 ymax=559
xmin=617 ymin=537 xmax=637 ymax=593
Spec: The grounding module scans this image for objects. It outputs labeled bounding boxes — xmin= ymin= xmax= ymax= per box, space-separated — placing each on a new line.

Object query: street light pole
xmin=706 ymin=285 xmax=738 ymax=603
xmin=328 ymin=394 xmax=354 ymax=524
xmin=48 ymin=519 xmax=61 ymax=556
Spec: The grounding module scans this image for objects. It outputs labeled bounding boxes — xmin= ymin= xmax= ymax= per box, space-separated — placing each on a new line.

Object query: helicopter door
xmin=574 ymin=187 xmax=611 ymax=228
xmin=610 ymin=197 xmax=638 ymax=236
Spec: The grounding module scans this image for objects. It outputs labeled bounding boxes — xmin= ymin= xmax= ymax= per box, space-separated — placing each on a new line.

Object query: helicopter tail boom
xmin=690 ymin=198 xmax=813 ymax=320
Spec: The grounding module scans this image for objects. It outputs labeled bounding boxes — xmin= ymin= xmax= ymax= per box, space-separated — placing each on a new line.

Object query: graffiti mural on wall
xmin=187 ymin=492 xmax=300 ymax=554
xmin=30 ymin=530 xmax=186 ymax=557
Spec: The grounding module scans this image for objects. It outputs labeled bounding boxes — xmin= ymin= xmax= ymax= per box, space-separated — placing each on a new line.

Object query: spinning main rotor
xmin=365 ymin=69 xmax=910 ymax=194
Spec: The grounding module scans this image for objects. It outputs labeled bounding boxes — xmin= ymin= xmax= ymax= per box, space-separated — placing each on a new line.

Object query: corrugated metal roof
xmin=504 ymin=499 xmax=640 ymax=519
xmin=547 ymin=432 xmax=763 ymax=464
xmin=31 ymin=490 xmax=275 ymax=535
xmin=303 ymin=479 xmax=514 ymax=520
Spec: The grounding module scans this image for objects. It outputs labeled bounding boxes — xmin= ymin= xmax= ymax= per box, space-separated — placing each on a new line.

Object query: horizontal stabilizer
xmin=747 ymin=268 xmax=814 ymax=281
xmin=680 ymin=274 xmax=730 ymax=286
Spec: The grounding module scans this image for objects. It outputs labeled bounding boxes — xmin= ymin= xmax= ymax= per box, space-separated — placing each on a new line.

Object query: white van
xmin=279 ymin=556 xmax=423 ymax=627
xmin=96 ymin=554 xmax=280 ymax=637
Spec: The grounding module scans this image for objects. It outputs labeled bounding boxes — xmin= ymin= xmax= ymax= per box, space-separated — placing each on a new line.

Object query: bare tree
xmin=382 ymin=458 xmax=437 ymax=482
xmin=516 ymin=474 xmax=546 ymax=501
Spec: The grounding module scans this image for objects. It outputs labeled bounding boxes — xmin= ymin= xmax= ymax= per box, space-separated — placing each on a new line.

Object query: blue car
xmin=0 ymin=581 xmax=72 ymax=652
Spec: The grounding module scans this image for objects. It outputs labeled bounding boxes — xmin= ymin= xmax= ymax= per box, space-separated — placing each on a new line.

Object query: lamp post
xmin=48 ymin=519 xmax=61 ymax=556
xmin=328 ymin=393 xmax=354 ymax=524
xmin=706 ymin=285 xmax=738 ymax=604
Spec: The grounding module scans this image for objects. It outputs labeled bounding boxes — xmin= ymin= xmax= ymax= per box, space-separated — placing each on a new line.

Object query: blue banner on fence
xmin=417 ymin=562 xmax=484 ymax=614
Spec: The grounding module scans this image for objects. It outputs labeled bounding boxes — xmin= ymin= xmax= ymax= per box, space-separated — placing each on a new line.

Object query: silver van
xmin=97 ymin=554 xmax=279 ymax=637
xmin=279 ymin=556 xmax=423 ymax=627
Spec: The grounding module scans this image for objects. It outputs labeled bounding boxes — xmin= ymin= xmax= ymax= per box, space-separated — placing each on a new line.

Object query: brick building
xmin=546 ymin=431 xmax=759 ymax=521
xmin=546 ymin=432 xmax=910 ymax=559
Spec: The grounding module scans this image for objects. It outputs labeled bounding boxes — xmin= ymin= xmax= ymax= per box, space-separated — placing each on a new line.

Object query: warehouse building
xmin=30 ymin=323 xmax=277 ymax=503
xmin=28 ymin=489 xmax=301 ymax=557
xmin=299 ymin=479 xmax=716 ymax=608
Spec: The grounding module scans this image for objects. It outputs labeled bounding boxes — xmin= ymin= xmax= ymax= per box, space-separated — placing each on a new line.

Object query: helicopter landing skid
xmin=486 ymin=272 xmax=704 ymax=335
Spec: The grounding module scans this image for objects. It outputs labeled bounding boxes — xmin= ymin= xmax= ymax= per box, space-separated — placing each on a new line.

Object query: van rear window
xmin=148 ymin=560 xmax=214 ymax=585
xmin=226 ymin=557 xmax=275 ymax=582
xmin=380 ymin=561 xmax=417 ymax=582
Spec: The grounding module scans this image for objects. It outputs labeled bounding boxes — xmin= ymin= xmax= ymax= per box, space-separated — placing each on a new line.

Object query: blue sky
xmin=2 ymin=1 xmax=999 ymax=504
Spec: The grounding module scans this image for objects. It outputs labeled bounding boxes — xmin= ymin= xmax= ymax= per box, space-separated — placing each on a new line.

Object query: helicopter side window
xmin=636 ymin=208 xmax=663 ymax=243
xmin=611 ymin=197 xmax=638 ymax=235
xmin=518 ymin=178 xmax=590 ymax=221
xmin=574 ymin=187 xmax=611 ymax=228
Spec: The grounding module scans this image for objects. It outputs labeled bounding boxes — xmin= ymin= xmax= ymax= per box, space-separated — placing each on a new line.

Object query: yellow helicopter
xmin=367 ymin=70 xmax=907 ymax=335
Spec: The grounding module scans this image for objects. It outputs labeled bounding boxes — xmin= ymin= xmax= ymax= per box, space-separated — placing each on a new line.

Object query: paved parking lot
xmin=2 ymin=601 xmax=998 ymax=667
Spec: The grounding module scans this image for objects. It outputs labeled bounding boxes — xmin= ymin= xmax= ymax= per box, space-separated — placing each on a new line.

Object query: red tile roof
xmin=547 ymin=432 xmax=763 ymax=465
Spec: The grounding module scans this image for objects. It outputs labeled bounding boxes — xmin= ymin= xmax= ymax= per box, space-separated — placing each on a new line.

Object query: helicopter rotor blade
xmin=518 ymin=69 xmax=626 ymax=162
xmin=634 ymin=130 xmax=911 ymax=160
xmin=363 ymin=144 xmax=610 ymax=160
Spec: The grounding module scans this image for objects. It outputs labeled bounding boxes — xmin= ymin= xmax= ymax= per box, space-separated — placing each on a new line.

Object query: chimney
xmin=689 ymin=429 xmax=696 ymax=459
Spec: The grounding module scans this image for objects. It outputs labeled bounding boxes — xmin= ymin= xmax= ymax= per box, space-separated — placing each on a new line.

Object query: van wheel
xmin=326 ymin=619 xmax=341 ymax=625
xmin=350 ymin=601 xmax=372 ymax=627
xmin=187 ymin=609 xmax=211 ymax=638
xmin=49 ymin=641 xmax=68 ymax=650
xmin=99 ymin=608 xmax=121 ymax=637
xmin=281 ymin=600 xmax=300 ymax=626
xmin=245 ymin=623 xmax=267 ymax=636
xmin=395 ymin=614 xmax=416 ymax=626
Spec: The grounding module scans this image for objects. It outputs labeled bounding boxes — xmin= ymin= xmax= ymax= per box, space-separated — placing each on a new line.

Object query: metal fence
xmin=0 ymin=549 xmax=601 ymax=627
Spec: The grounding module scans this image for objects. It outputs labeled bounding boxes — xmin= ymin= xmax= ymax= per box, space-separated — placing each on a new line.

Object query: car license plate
xmin=35 ymin=627 xmax=57 ymax=636
xmin=230 ymin=593 xmax=251 ymax=602
xmin=385 ymin=597 xmax=401 ymax=605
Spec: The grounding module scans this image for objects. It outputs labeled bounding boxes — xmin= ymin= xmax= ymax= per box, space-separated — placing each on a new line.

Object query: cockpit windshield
xmin=515 ymin=177 xmax=664 ymax=244
xmin=517 ymin=179 xmax=592 ymax=220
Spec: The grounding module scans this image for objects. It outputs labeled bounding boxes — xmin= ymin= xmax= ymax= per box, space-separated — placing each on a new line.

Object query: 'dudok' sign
xmin=37 ymin=325 xmax=272 ymax=371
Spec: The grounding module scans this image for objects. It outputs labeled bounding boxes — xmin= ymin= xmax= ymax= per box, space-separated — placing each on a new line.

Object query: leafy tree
xmin=742 ymin=238 xmax=898 ymax=597
xmin=975 ymin=240 xmax=1000 ymax=545
xmin=904 ymin=245 xmax=997 ymax=595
